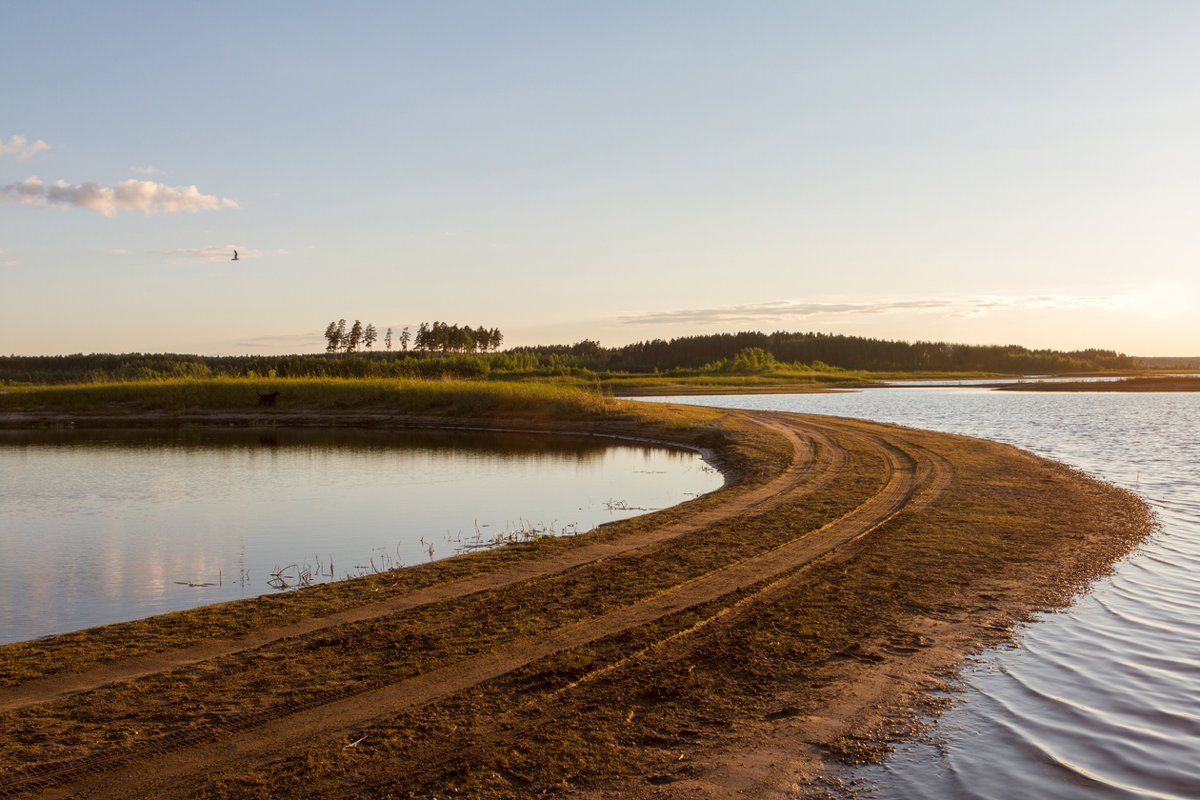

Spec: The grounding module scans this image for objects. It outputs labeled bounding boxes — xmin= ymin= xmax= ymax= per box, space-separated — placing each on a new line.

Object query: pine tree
xmin=384 ymin=327 xmax=393 ymax=351
xmin=363 ymin=323 xmax=378 ymax=350
xmin=346 ymin=320 xmax=363 ymax=352
xmin=324 ymin=321 xmax=341 ymax=353
xmin=399 ymin=326 xmax=411 ymax=352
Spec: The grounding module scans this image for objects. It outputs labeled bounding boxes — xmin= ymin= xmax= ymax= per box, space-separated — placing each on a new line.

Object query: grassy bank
xmin=4 ymin=365 xmax=1160 ymax=403
xmin=0 ymin=377 xmax=616 ymax=418
xmin=0 ymin=378 xmax=778 ymax=477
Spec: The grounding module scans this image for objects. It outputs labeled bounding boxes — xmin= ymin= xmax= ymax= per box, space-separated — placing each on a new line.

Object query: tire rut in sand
xmin=0 ymin=414 xmax=827 ymax=716
xmin=13 ymin=415 xmax=954 ymax=800
xmin=4 ymin=412 xmax=833 ymax=796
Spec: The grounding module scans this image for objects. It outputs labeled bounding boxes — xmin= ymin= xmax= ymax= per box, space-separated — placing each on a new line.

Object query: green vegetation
xmin=323 ymin=319 xmax=503 ymax=355
xmin=1131 ymin=356 xmax=1199 ymax=371
xmin=0 ymin=328 xmax=1141 ymax=388
xmin=592 ymin=330 xmax=1138 ymax=373
xmin=0 ymin=377 xmax=619 ymax=419
xmin=412 ymin=321 xmax=503 ymax=353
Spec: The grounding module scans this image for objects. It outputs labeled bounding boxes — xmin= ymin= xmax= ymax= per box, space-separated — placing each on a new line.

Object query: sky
xmin=3 ymin=1 xmax=1198 ymax=357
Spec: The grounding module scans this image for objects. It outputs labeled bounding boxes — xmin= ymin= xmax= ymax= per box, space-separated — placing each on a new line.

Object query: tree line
xmin=323 ymin=320 xmax=502 ymax=354
xmin=414 ymin=321 xmax=503 ymax=353
xmin=2 ymin=329 xmax=1141 ymax=385
xmin=583 ymin=331 xmax=1138 ymax=374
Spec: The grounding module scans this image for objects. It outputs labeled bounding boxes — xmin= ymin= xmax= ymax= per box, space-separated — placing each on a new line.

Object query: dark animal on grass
xmin=257 ymin=391 xmax=280 ymax=407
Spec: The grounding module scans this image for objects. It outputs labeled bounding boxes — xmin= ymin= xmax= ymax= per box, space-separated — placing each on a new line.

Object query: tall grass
xmin=0 ymin=377 xmax=619 ymax=420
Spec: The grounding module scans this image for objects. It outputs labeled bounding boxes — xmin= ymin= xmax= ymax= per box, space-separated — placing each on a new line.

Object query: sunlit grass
xmin=0 ymin=377 xmax=746 ymax=439
xmin=0 ymin=376 xmax=616 ymax=417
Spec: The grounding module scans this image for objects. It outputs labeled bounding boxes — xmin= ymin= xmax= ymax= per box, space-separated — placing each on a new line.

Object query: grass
xmin=0 ymin=378 xmax=778 ymax=475
xmin=3 ymin=370 xmax=1162 ymax=413
xmin=0 ymin=376 xmax=627 ymax=419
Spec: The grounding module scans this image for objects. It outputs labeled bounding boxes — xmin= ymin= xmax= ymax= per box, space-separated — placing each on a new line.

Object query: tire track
xmin=0 ymin=413 xmax=831 ymax=715
xmin=15 ymin=416 xmax=951 ymax=800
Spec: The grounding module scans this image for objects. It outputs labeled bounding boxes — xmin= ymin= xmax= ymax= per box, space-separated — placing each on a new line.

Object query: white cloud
xmin=0 ymin=135 xmax=51 ymax=160
xmin=1 ymin=176 xmax=238 ymax=216
xmin=0 ymin=248 xmax=15 ymax=266
xmin=621 ymin=296 xmax=1132 ymax=325
xmin=1 ymin=176 xmax=46 ymax=204
xmin=130 ymin=165 xmax=162 ymax=175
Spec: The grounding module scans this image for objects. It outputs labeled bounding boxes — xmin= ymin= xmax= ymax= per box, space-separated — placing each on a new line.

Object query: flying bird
xmin=232 ymin=249 xmax=240 ymax=261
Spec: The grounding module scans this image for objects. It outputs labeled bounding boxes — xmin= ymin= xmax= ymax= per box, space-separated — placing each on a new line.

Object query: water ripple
xmin=641 ymin=390 xmax=1200 ymax=799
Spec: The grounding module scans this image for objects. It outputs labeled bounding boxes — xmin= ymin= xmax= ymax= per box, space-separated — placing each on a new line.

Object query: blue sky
xmin=3 ymin=2 xmax=1197 ymax=356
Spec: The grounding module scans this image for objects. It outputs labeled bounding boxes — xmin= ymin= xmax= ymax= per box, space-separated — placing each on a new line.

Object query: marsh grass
xmin=0 ymin=377 xmax=619 ymax=419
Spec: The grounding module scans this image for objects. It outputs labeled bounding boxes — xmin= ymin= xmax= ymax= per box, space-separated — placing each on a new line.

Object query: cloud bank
xmin=1 ymin=176 xmax=238 ymax=216
xmin=0 ymin=135 xmax=51 ymax=160
xmin=621 ymin=296 xmax=1130 ymax=325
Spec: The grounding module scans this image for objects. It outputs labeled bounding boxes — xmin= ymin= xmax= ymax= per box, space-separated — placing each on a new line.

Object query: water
xmin=639 ymin=389 xmax=1200 ymax=799
xmin=0 ymin=427 xmax=721 ymax=645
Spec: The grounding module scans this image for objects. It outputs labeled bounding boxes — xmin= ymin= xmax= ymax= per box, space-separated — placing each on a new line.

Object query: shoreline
xmin=0 ymin=404 xmax=1154 ymax=799
xmin=991 ymin=376 xmax=1200 ymax=392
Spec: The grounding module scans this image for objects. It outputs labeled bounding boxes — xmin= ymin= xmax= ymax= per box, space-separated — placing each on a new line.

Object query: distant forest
xmin=2 ymin=330 xmax=1139 ymax=385
xmin=1135 ymin=356 xmax=1199 ymax=370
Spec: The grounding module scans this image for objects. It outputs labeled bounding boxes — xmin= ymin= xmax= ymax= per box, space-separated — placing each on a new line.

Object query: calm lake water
xmin=0 ymin=427 xmax=721 ymax=645
xmin=642 ymin=389 xmax=1200 ymax=800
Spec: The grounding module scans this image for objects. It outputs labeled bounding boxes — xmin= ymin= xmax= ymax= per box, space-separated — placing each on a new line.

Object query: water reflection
xmin=0 ymin=427 xmax=721 ymax=644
